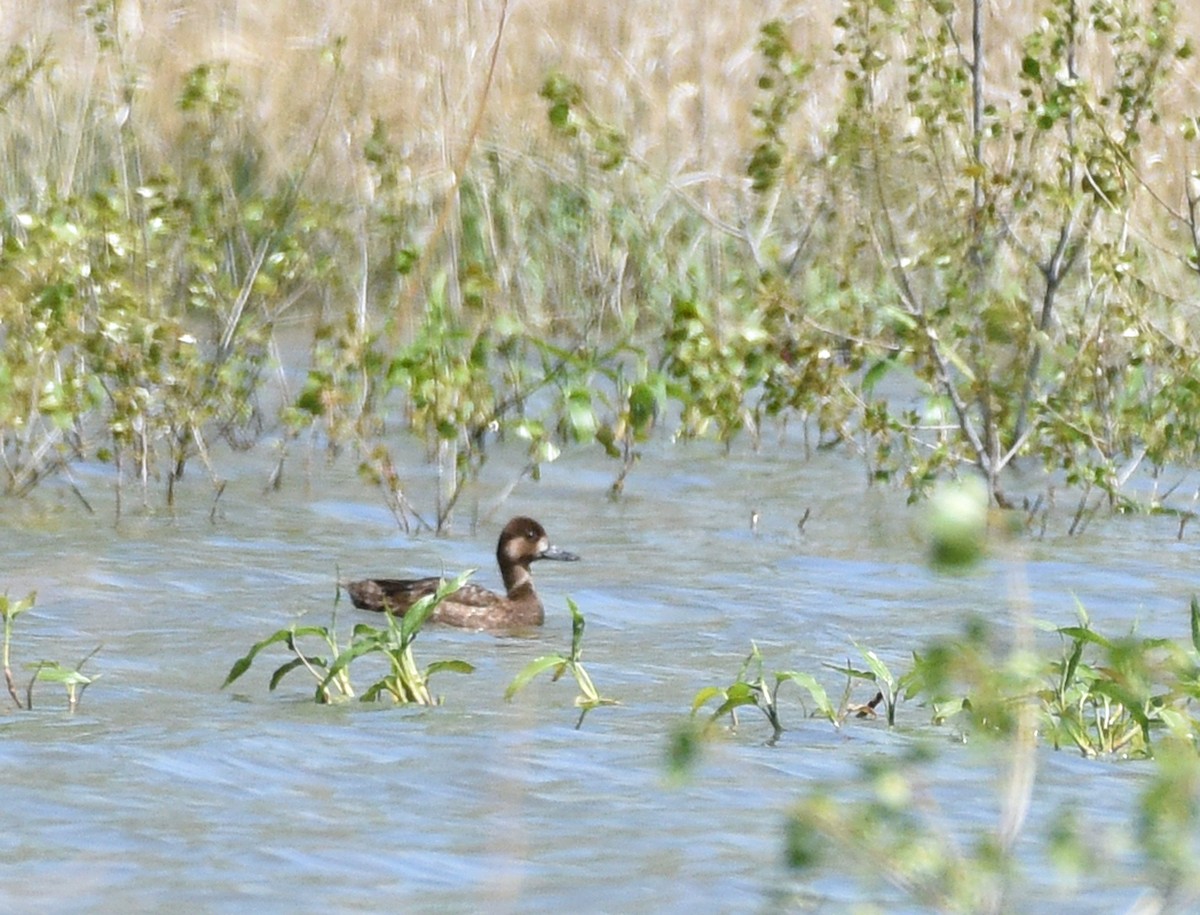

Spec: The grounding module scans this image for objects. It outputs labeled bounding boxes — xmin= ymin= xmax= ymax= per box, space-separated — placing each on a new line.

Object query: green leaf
xmin=0 ymin=590 xmax=36 ymax=622
xmin=628 ymin=381 xmax=659 ymax=435
xmin=268 ymin=657 xmax=319 ymax=691
xmin=352 ymin=622 xmax=383 ymax=639
xmin=861 ymin=359 xmax=893 ymax=396
xmin=32 ymin=662 xmax=91 ymax=687
xmin=853 ymin=642 xmax=895 ymax=688
xmin=425 ymin=659 xmax=475 ymax=678
xmin=505 ymin=654 xmax=569 ymax=701
xmin=1059 ymin=716 xmax=1093 ymax=754
xmin=361 ymin=681 xmax=390 ymax=703
xmin=711 ymin=693 xmax=760 ymax=721
xmin=568 ymin=597 xmax=585 ymax=659
xmin=725 ymin=681 xmax=758 ymax=703
xmin=222 ymin=626 xmax=330 ymax=688
xmin=1157 ymin=707 xmax=1192 ymax=737
xmin=691 ymin=685 xmax=726 ymax=714
xmin=1190 ymin=596 xmax=1200 ymax=654
xmin=1056 ymin=626 xmax=1115 ymax=650
xmin=778 ymin=670 xmax=835 ymax=719
xmin=401 ymin=570 xmax=474 ymax=642
xmin=570 ymin=661 xmax=603 ymax=703
xmin=320 ymin=635 xmax=380 ymax=686
xmin=565 ymin=389 xmax=597 ymax=440
xmin=222 ymin=655 xmax=256 ymax=688
xmin=1061 ymin=637 xmax=1085 ymax=695
xmin=824 ymin=661 xmax=877 ymax=682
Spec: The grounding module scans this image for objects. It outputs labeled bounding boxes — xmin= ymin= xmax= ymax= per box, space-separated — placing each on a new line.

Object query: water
xmin=1 ymin=439 xmax=1195 ymax=912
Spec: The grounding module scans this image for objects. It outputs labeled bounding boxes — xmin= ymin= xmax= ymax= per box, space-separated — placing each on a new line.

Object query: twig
xmin=4 ymin=664 xmax=22 ymax=709
xmin=25 ymin=659 xmax=44 ymax=711
xmin=1179 ymin=487 xmax=1199 ymax=541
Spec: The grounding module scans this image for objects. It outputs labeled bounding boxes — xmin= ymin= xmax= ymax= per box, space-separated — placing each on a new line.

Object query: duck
xmin=342 ymin=516 xmax=580 ymax=630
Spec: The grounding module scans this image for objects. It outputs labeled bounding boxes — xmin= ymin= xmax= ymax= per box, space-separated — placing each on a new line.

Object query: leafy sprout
xmin=693 ymin=642 xmax=838 ymax=742
xmin=222 ymin=572 xmax=475 ymax=705
xmin=505 ymin=598 xmax=616 ymax=729
xmin=2 ymin=590 xmax=99 ymax=712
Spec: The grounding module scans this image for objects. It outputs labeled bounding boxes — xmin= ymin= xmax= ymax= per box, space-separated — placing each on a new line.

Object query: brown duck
xmin=342 ymin=516 xmax=580 ymax=630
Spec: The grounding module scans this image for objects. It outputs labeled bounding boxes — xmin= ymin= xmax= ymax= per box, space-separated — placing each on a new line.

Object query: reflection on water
xmin=1 ymin=440 xmax=1193 ymax=911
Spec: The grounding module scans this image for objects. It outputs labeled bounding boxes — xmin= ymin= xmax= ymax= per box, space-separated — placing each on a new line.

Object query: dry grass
xmin=3 ymin=1 xmax=790 ymax=196
xmin=0 ymin=3 xmax=1197 ymax=514
xmin=4 ymin=1 xmax=1195 ymax=204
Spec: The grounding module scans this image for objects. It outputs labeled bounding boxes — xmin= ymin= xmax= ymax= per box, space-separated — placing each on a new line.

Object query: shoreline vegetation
xmin=1 ymin=1 xmax=1200 ymax=533
xmin=7 ymin=5 xmax=1200 ymax=909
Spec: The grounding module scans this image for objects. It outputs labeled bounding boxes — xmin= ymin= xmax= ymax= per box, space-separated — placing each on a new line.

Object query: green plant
xmin=1 ymin=2 xmax=1199 ymax=531
xmin=383 ymin=274 xmax=504 ymax=528
xmin=222 ymin=573 xmax=474 ymax=705
xmin=894 ymin=598 xmax=1200 ymax=758
xmin=2 ymin=590 xmax=36 ymax=706
xmin=24 ymin=656 xmax=100 ymax=713
xmin=1038 ymin=599 xmax=1200 ymax=757
xmin=785 ymin=748 xmax=1011 ymax=912
xmin=505 ymin=598 xmax=616 ymax=729
xmin=827 ymin=641 xmax=908 ymax=727
xmin=2 ymin=590 xmax=98 ymax=712
xmin=540 ymin=70 xmax=628 ymax=172
xmin=782 ymin=716 xmax=1200 ymax=912
xmin=618 ymin=3 xmax=1199 ymax=517
xmin=768 ymin=595 xmax=1200 ymax=909
xmin=0 ymin=26 xmax=344 ymax=511
xmin=692 ymin=642 xmax=837 ymax=741
xmin=1138 ymin=740 xmax=1200 ymax=910
xmin=675 ymin=593 xmax=1200 ymax=762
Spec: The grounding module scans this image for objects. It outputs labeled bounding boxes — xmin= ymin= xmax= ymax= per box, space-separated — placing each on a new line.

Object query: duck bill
xmin=538 ymin=545 xmax=580 ymax=562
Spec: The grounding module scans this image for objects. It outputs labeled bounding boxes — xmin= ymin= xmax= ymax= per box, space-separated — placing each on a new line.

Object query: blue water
xmin=1 ymin=439 xmax=1196 ymax=912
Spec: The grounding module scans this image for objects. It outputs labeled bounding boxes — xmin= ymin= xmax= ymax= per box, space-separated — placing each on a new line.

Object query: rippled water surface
xmin=2 ymin=440 xmax=1196 ymax=912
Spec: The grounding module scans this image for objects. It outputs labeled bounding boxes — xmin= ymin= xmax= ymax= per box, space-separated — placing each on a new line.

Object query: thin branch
xmin=970 ymin=0 xmax=984 ymax=215
xmin=4 ymin=664 xmax=22 ymax=709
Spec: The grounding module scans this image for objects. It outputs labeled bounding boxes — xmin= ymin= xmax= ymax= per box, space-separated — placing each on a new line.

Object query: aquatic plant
xmin=504 ymin=598 xmax=616 ymax=729
xmin=783 ymin=745 xmax=1017 ymax=912
xmin=0 ymin=1 xmax=1197 ymax=532
xmin=692 ymin=642 xmax=838 ymax=741
xmin=1 ymin=590 xmax=98 ymax=713
xmin=781 ymin=718 xmax=1200 ymax=912
xmin=898 ymin=598 xmax=1200 ymax=757
xmin=1039 ymin=600 xmax=1200 ymax=756
xmin=222 ymin=573 xmax=474 ymax=705
xmin=686 ymin=597 xmax=1200 ymax=758
xmin=678 ymin=599 xmax=1200 ymax=909
xmin=827 ymin=641 xmax=907 ymax=728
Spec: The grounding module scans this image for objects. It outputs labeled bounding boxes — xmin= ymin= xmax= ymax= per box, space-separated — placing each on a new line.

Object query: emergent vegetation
xmin=691 ymin=641 xmax=837 ymax=741
xmin=221 ymin=573 xmax=475 ymax=705
xmin=504 ymin=597 xmax=617 ymax=729
xmin=0 ymin=2 xmax=1197 ymax=530
xmin=7 ymin=1 xmax=1200 ymax=908
xmin=690 ymin=598 xmax=1200 ymax=759
xmin=2 ymin=590 xmax=98 ymax=712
